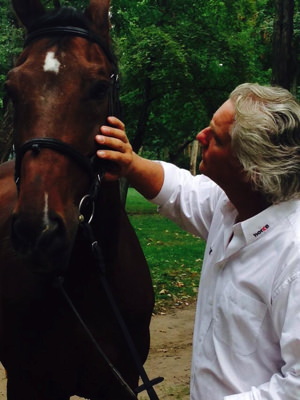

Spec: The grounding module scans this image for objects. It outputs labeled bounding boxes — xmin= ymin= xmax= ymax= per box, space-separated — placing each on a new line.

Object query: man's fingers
xmin=107 ymin=116 xmax=125 ymax=130
xmin=95 ymin=135 xmax=127 ymax=153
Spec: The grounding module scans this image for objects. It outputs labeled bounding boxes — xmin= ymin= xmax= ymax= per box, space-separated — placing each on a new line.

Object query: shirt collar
xmin=220 ymin=197 xmax=300 ymax=245
xmin=240 ymin=199 xmax=300 ymax=244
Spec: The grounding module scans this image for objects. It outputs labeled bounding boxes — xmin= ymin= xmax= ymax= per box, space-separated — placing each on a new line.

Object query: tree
xmin=0 ymin=0 xmax=24 ymax=160
xmin=4 ymin=0 xmax=297 ymax=165
xmin=112 ymin=0 xmax=272 ymax=165
xmin=271 ymin=0 xmax=296 ymax=90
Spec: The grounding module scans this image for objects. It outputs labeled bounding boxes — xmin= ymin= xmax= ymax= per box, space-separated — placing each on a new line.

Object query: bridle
xmin=13 ymin=24 xmax=163 ymax=400
xmin=14 ymin=25 xmax=121 ymax=214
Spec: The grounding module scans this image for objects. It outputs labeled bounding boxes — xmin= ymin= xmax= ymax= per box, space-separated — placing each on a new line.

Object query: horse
xmin=0 ymin=1 xmax=156 ymax=399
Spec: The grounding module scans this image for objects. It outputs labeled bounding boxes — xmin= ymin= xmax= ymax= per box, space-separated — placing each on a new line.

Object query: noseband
xmin=14 ymin=26 xmax=121 ymax=214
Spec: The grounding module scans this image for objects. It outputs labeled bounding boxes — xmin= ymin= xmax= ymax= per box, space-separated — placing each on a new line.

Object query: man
xmin=95 ymin=83 xmax=300 ymax=399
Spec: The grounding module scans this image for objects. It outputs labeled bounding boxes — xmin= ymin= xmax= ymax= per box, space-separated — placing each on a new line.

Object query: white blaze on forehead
xmin=43 ymin=51 xmax=61 ymax=74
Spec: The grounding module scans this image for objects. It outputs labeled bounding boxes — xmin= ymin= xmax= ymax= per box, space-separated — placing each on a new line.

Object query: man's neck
xmin=225 ymin=183 xmax=271 ymax=222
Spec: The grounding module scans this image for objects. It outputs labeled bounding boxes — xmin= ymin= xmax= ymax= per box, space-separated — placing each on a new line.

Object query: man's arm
xmin=95 ymin=116 xmax=164 ymax=199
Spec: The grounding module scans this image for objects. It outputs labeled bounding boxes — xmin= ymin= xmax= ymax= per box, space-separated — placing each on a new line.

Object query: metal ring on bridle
xmin=78 ymin=194 xmax=95 ymax=224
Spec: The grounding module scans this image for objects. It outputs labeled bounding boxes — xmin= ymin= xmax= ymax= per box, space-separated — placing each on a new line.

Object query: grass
xmin=126 ymin=188 xmax=205 ymax=312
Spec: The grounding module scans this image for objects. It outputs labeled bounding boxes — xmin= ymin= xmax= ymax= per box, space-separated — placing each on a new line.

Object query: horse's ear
xmin=11 ymin=0 xmax=45 ymax=29
xmin=85 ymin=0 xmax=111 ymax=43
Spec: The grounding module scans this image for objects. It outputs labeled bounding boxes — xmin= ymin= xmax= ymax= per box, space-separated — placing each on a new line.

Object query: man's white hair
xmin=229 ymin=83 xmax=300 ymax=204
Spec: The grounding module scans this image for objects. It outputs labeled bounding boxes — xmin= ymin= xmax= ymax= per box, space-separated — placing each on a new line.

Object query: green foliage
xmin=112 ymin=0 xmax=274 ymax=160
xmin=0 ymin=0 xmax=298 ymax=159
xmin=0 ymin=0 xmax=23 ymax=113
xmin=294 ymin=0 xmax=300 ymax=98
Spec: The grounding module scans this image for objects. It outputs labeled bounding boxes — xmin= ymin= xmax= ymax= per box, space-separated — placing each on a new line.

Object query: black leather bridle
xmin=14 ymin=25 xmax=121 ymax=203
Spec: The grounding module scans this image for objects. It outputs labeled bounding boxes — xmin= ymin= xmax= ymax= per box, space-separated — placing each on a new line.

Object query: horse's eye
xmin=89 ymin=82 xmax=110 ymax=100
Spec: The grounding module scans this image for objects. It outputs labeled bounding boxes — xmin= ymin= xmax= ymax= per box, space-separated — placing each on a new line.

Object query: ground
xmin=0 ymin=303 xmax=195 ymax=400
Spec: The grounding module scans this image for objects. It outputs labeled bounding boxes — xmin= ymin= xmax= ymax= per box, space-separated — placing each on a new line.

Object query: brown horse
xmin=0 ymin=1 xmax=156 ymax=399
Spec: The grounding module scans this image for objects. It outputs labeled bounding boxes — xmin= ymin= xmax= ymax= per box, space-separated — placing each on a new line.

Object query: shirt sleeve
xmin=224 ymin=273 xmax=300 ymax=400
xmin=150 ymin=161 xmax=224 ymax=239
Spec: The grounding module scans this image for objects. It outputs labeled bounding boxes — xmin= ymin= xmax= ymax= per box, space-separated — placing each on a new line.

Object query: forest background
xmin=0 ymin=0 xmax=299 ymax=168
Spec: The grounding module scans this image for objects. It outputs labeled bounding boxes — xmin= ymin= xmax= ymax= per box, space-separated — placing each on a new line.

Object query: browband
xmin=24 ymin=26 xmax=114 ymax=63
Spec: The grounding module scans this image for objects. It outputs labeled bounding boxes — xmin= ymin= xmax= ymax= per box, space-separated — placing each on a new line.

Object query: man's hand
xmin=95 ymin=116 xmax=134 ymax=181
xmin=96 ymin=116 xmax=164 ymax=199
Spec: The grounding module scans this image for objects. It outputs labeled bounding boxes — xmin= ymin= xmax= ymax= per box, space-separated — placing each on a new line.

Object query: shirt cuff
xmin=149 ymin=161 xmax=179 ymax=205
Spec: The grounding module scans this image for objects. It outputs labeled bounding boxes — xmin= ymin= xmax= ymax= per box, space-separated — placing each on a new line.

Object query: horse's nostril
xmin=11 ymin=214 xmax=35 ymax=250
xmin=36 ymin=217 xmax=68 ymax=255
xmin=11 ymin=213 xmax=64 ymax=254
xmin=11 ymin=212 xmax=71 ymax=274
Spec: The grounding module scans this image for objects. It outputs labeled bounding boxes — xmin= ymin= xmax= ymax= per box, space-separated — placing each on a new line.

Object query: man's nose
xmin=196 ymin=127 xmax=211 ymax=146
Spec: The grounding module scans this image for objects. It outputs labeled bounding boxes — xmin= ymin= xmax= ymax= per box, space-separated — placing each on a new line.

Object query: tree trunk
xmin=190 ymin=140 xmax=199 ymax=176
xmin=132 ymin=77 xmax=152 ymax=153
xmin=271 ymin=0 xmax=295 ymax=90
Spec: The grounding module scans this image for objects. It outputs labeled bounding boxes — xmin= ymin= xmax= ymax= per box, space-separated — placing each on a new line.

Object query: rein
xmin=55 ymin=218 xmax=164 ymax=400
xmin=14 ymin=24 xmax=163 ymax=400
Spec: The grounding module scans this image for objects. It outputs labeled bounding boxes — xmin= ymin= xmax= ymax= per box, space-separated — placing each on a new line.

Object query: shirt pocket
xmin=214 ymin=282 xmax=267 ymax=356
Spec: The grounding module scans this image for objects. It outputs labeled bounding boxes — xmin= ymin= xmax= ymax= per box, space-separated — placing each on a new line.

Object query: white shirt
xmin=151 ymin=162 xmax=300 ymax=400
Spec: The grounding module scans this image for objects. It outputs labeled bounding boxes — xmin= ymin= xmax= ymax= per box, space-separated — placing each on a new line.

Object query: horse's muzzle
xmin=11 ymin=212 xmax=72 ymax=275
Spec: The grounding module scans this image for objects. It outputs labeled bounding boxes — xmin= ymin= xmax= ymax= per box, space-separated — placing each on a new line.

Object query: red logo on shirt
xmin=253 ymin=224 xmax=270 ymax=237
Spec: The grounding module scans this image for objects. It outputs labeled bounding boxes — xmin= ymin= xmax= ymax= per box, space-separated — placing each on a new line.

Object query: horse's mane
xmin=26 ymin=6 xmax=117 ymax=65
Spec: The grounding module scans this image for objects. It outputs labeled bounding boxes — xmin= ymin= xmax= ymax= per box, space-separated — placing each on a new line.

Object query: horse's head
xmin=7 ymin=0 xmax=118 ymax=275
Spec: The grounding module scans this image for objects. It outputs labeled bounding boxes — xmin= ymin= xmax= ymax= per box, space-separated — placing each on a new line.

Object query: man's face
xmin=196 ymin=100 xmax=244 ymax=189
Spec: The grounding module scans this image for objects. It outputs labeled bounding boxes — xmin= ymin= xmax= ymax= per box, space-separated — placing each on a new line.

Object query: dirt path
xmin=0 ymin=303 xmax=195 ymax=400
